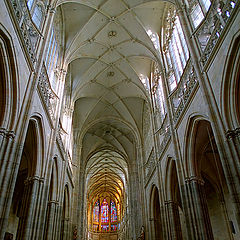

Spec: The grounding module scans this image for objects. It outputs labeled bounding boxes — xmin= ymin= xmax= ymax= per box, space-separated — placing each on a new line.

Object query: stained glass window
xmin=101 ymin=199 xmax=109 ymax=223
xmin=111 ymin=224 xmax=118 ymax=231
xmin=101 ymin=225 xmax=109 ymax=232
xmin=111 ymin=200 xmax=117 ymax=222
xmin=93 ymin=224 xmax=98 ymax=231
xmin=163 ymin=12 xmax=189 ymax=91
xmin=93 ymin=200 xmax=99 ymax=223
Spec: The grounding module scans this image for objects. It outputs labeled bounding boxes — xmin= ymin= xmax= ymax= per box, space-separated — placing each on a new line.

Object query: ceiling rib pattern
xmin=86 ymin=149 xmax=127 ymax=203
xmin=58 ymin=0 xmax=171 ymax=214
xmin=64 ymin=0 xmax=167 ymax=135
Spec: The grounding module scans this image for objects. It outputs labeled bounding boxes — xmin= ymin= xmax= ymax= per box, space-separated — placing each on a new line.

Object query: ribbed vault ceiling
xmin=86 ymin=149 xmax=127 ymax=203
xmin=57 ymin=0 xmax=171 ymax=209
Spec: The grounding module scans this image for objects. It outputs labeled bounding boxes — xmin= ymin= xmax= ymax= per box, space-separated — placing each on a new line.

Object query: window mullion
xmin=172 ymin=30 xmax=185 ymax=71
xmin=168 ymin=44 xmax=179 ymax=87
xmin=175 ymin=19 xmax=189 ymax=62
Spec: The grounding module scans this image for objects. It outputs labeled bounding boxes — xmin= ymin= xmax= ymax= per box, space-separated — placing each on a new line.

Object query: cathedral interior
xmin=0 ymin=0 xmax=240 ymax=239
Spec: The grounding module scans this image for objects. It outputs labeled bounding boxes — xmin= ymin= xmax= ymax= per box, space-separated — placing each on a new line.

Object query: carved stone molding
xmin=170 ymin=60 xmax=198 ymax=124
xmin=185 ymin=176 xmax=205 ymax=185
xmin=194 ymin=0 xmax=238 ymax=66
xmin=0 ymin=128 xmax=16 ymax=139
xmin=226 ymin=127 xmax=240 ymax=139
xmin=9 ymin=0 xmax=42 ymax=65
xmin=38 ymin=65 xmax=58 ymax=122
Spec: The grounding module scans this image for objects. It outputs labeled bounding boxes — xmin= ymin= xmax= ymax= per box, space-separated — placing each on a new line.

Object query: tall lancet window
xmin=110 ymin=200 xmax=117 ymax=222
xmin=93 ymin=200 xmax=99 ymax=223
xmin=101 ymin=199 xmax=109 ymax=223
xmin=32 ymin=4 xmax=43 ymax=28
xmin=163 ymin=7 xmax=189 ymax=91
xmin=186 ymin=0 xmax=211 ymax=28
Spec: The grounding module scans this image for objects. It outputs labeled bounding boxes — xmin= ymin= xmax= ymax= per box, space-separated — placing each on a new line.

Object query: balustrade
xmin=194 ymin=0 xmax=238 ymax=66
xmin=38 ymin=65 xmax=58 ymax=122
xmin=9 ymin=0 xmax=42 ymax=65
xmin=144 ymin=151 xmax=155 ymax=181
xmin=169 ymin=60 xmax=198 ymax=123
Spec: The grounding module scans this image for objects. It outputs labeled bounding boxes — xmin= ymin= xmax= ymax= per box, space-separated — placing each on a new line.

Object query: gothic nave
xmin=0 ymin=0 xmax=240 ymax=239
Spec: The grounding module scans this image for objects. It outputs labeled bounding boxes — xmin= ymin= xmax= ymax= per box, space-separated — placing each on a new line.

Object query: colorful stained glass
xmin=101 ymin=225 xmax=109 ymax=232
xmin=111 ymin=200 xmax=117 ymax=222
xmin=111 ymin=224 xmax=118 ymax=231
xmin=93 ymin=224 xmax=99 ymax=231
xmin=101 ymin=199 xmax=109 ymax=223
xmin=93 ymin=200 xmax=99 ymax=223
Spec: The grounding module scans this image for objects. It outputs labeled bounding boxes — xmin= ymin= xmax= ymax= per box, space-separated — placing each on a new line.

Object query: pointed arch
xmin=149 ymin=185 xmax=163 ymax=240
xmin=28 ymin=115 xmax=45 ymax=177
xmin=0 ymin=24 xmax=18 ymax=130
xmin=183 ymin=114 xmax=210 ymax=177
xmin=222 ymin=31 xmax=240 ymax=129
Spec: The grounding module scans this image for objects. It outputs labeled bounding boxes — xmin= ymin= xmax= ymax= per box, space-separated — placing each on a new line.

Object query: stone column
xmin=54 ymin=203 xmax=63 ymax=239
xmin=62 ymin=218 xmax=70 ymax=240
xmin=226 ymin=128 xmax=240 ymax=173
xmin=16 ymin=176 xmax=42 ymax=240
xmin=176 ymin=1 xmax=240 ymax=228
xmin=29 ymin=177 xmax=45 ymax=239
xmin=184 ymin=177 xmax=214 ymax=240
xmin=165 ymin=201 xmax=183 ymax=240
xmin=44 ymin=201 xmax=58 ymax=240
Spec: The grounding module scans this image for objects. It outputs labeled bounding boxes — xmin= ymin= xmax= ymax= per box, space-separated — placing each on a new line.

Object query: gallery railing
xmin=8 ymin=0 xmax=42 ymax=66
xmin=194 ymin=0 xmax=238 ymax=66
xmin=169 ymin=60 xmax=198 ymax=123
xmin=38 ymin=64 xmax=59 ymax=123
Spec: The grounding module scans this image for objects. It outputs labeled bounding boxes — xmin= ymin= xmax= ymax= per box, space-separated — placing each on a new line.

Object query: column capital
xmin=185 ymin=176 xmax=205 ymax=185
xmin=226 ymin=128 xmax=240 ymax=139
xmin=24 ymin=176 xmax=42 ymax=185
xmin=164 ymin=200 xmax=175 ymax=205
xmin=0 ymin=128 xmax=16 ymax=139
xmin=47 ymin=5 xmax=56 ymax=14
xmin=48 ymin=200 xmax=59 ymax=205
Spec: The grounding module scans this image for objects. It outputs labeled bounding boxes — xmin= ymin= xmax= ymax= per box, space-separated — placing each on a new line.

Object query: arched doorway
xmin=6 ymin=119 xmax=41 ymax=240
xmin=189 ymin=119 xmax=237 ymax=239
xmin=166 ymin=160 xmax=186 ymax=240
xmin=44 ymin=158 xmax=59 ymax=240
xmin=150 ymin=186 xmax=163 ymax=240
xmin=0 ymin=27 xmax=17 ymax=130
xmin=223 ymin=35 xmax=240 ymax=128
xmin=60 ymin=185 xmax=70 ymax=240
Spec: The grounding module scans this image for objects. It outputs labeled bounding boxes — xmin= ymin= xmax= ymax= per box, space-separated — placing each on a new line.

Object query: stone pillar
xmin=62 ymin=218 xmax=70 ymax=240
xmin=165 ymin=201 xmax=183 ymax=240
xmin=44 ymin=201 xmax=58 ymax=240
xmin=16 ymin=176 xmax=42 ymax=240
xmin=176 ymin=1 xmax=240 ymax=228
xmin=28 ymin=177 xmax=45 ymax=239
xmin=226 ymin=128 xmax=240 ymax=174
xmin=54 ymin=203 xmax=62 ymax=239
xmin=184 ymin=177 xmax=214 ymax=240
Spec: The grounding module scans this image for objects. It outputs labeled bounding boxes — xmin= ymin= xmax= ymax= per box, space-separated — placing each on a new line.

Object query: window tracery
xmin=91 ymin=199 xmax=119 ymax=232
xmin=151 ymin=63 xmax=166 ymax=122
xmin=27 ymin=0 xmax=44 ymax=29
xmin=186 ymin=0 xmax=211 ymax=28
xmin=93 ymin=200 xmax=99 ymax=223
xmin=111 ymin=200 xmax=117 ymax=222
xmin=32 ymin=4 xmax=43 ymax=28
xmin=101 ymin=199 xmax=109 ymax=223
xmin=163 ymin=7 xmax=189 ymax=91
xmin=44 ymin=28 xmax=60 ymax=92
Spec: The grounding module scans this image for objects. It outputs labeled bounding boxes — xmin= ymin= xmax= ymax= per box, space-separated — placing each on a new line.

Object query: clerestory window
xmin=163 ymin=8 xmax=189 ymax=92
xmin=187 ymin=0 xmax=211 ymax=28
xmin=92 ymin=199 xmax=119 ymax=232
xmin=27 ymin=0 xmax=44 ymax=29
xmin=45 ymin=28 xmax=60 ymax=92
